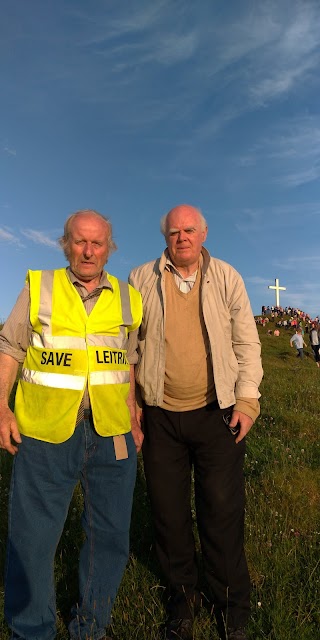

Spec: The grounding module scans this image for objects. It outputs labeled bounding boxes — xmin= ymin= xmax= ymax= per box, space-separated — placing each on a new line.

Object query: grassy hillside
xmin=0 ymin=323 xmax=319 ymax=639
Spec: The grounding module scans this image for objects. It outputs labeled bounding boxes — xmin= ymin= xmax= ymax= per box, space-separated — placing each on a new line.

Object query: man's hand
xmin=127 ymin=364 xmax=144 ymax=452
xmin=131 ymin=415 xmax=144 ymax=453
xmin=0 ymin=406 xmax=22 ymax=455
xmin=229 ymin=410 xmax=253 ymax=444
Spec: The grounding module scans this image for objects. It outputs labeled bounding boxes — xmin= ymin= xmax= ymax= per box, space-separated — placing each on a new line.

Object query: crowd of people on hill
xmin=256 ymin=304 xmax=320 ymax=366
xmin=256 ymin=305 xmax=319 ymax=330
xmin=261 ymin=304 xmax=313 ymax=320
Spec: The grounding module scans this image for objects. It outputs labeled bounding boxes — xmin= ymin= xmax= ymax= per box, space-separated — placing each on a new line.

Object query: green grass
xmin=0 ymin=322 xmax=319 ymax=639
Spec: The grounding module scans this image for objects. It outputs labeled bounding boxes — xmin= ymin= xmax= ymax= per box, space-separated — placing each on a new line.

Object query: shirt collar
xmin=66 ymin=267 xmax=113 ymax=292
xmin=165 ymin=253 xmax=203 ymax=281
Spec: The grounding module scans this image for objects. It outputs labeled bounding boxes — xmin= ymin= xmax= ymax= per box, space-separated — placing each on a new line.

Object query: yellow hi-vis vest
xmin=14 ymin=269 xmax=142 ymax=443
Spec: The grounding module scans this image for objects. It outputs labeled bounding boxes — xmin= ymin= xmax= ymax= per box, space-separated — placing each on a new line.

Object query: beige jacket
xmin=129 ymin=247 xmax=263 ymax=412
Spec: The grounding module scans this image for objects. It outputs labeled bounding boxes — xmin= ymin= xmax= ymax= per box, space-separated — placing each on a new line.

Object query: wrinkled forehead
xmin=68 ymin=214 xmax=110 ymax=239
xmin=166 ymin=210 xmax=202 ymax=233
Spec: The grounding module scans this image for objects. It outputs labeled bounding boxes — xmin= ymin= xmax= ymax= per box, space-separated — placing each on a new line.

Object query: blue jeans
xmin=5 ymin=417 xmax=137 ymax=640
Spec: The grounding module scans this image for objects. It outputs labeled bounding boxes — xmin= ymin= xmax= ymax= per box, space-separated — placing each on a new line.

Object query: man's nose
xmin=83 ymin=242 xmax=93 ymax=256
xmin=177 ymin=230 xmax=187 ymax=241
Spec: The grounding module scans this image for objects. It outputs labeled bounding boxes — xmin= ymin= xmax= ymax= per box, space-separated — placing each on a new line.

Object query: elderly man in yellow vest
xmin=129 ymin=205 xmax=263 ymax=640
xmin=0 ymin=210 xmax=143 ymax=640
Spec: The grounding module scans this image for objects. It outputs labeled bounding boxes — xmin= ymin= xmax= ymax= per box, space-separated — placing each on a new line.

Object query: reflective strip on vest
xmin=118 ymin=279 xmax=133 ymax=326
xmin=31 ymin=333 xmax=87 ymax=350
xmin=90 ymin=370 xmax=130 ymax=385
xmin=86 ymin=328 xmax=128 ymax=348
xmin=21 ymin=368 xmax=85 ymax=390
xmin=30 ymin=332 xmax=127 ymax=350
xmin=38 ymin=270 xmax=54 ymax=333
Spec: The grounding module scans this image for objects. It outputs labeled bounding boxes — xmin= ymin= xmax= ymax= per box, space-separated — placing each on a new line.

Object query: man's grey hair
xmin=160 ymin=206 xmax=207 ymax=236
xmin=58 ymin=209 xmax=117 ymax=259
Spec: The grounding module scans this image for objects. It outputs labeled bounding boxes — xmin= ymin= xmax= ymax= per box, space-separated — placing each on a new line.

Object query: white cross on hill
xmin=268 ymin=278 xmax=286 ymax=307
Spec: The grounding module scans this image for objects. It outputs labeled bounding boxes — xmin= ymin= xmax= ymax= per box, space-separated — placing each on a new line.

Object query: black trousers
xmin=142 ymin=402 xmax=250 ymax=628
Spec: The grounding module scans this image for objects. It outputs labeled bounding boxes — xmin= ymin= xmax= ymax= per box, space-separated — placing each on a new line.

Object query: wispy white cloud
xmin=236 ymin=114 xmax=320 ymax=189
xmin=21 ymin=229 xmax=59 ymax=250
xmin=0 ymin=226 xmax=60 ymax=250
xmin=273 ymin=256 xmax=320 ymax=271
xmin=250 ymin=4 xmax=320 ymax=104
xmin=178 ymin=2 xmax=320 ymax=140
xmin=0 ymin=227 xmax=24 ymax=247
xmin=3 ymin=1 xmax=320 ymax=141
xmin=3 ymin=146 xmax=16 ymax=156
xmin=235 ymin=201 xmax=320 ymax=237
xmin=279 ymin=285 xmax=320 ymax=317
xmin=269 ymin=119 xmax=320 ymax=154
xmin=279 ymin=166 xmax=320 ymax=188
xmin=70 ymin=1 xmax=172 ymax=42
xmin=246 ymin=276 xmax=271 ymax=286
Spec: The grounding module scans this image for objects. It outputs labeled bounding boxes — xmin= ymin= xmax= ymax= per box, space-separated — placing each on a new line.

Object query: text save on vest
xmin=41 ymin=352 xmax=72 ymax=366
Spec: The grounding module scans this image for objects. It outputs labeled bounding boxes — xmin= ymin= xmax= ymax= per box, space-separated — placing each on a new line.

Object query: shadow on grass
xmin=276 ymin=351 xmax=290 ymax=360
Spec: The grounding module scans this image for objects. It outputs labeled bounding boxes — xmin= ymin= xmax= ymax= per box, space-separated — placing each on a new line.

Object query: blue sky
xmin=1 ymin=0 xmax=320 ymax=320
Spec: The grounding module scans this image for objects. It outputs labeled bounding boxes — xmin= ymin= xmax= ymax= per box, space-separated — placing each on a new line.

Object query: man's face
xmin=165 ymin=206 xmax=207 ymax=272
xmin=67 ymin=213 xmax=110 ymax=285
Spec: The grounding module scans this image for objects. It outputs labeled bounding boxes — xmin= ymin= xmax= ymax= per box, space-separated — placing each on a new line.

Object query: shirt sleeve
xmin=0 ymin=284 xmax=31 ymax=362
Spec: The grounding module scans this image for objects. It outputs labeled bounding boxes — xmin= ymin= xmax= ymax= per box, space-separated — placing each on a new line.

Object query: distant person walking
xmin=290 ymin=328 xmax=307 ymax=359
xmin=309 ymin=324 xmax=320 ymax=367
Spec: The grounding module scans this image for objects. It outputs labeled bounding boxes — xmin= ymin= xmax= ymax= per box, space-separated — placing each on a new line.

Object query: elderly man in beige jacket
xmin=129 ymin=204 xmax=263 ymax=640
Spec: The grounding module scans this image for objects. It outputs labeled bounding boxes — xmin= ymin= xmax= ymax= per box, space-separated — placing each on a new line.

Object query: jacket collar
xmin=158 ymin=246 xmax=211 ymax=275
